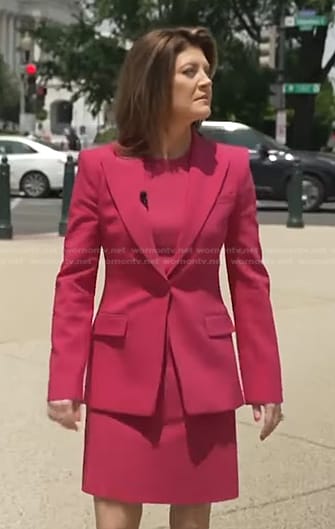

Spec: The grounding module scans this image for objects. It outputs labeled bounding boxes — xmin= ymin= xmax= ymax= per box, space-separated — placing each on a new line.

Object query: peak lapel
xmin=167 ymin=134 xmax=230 ymax=277
xmin=101 ymin=150 xmax=167 ymax=280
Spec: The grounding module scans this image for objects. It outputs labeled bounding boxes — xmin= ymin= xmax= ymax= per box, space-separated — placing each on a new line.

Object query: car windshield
xmin=201 ymin=123 xmax=288 ymax=151
xmin=258 ymin=131 xmax=286 ymax=150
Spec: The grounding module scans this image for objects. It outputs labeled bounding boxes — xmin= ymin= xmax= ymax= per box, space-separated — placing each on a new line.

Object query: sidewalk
xmin=0 ymin=225 xmax=334 ymax=529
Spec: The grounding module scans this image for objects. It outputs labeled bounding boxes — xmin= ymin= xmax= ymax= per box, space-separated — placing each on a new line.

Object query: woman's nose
xmin=199 ymin=71 xmax=212 ymax=86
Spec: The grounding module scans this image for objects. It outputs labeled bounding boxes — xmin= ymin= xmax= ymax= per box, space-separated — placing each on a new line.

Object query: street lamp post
xmin=18 ymin=31 xmax=36 ymax=134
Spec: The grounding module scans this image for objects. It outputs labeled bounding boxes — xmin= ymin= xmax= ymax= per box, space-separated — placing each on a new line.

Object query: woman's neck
xmin=155 ymin=125 xmax=192 ymax=160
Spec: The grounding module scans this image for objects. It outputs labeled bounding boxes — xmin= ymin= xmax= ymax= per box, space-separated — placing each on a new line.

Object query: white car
xmin=0 ymin=135 xmax=78 ymax=198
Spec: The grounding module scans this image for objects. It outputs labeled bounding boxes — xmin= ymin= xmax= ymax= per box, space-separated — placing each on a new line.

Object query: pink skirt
xmin=82 ymin=341 xmax=238 ymax=504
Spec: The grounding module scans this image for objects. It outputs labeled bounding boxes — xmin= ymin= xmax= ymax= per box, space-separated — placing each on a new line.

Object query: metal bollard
xmin=0 ymin=155 xmax=13 ymax=240
xmin=58 ymin=155 xmax=75 ymax=236
xmin=286 ymin=157 xmax=304 ymax=228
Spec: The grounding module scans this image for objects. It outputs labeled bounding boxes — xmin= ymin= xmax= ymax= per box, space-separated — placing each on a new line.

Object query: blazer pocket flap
xmin=93 ymin=313 xmax=128 ymax=337
xmin=205 ymin=313 xmax=235 ymax=337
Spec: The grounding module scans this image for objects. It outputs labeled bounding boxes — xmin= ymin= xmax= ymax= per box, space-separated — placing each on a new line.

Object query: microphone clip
xmin=140 ymin=190 xmax=149 ymax=210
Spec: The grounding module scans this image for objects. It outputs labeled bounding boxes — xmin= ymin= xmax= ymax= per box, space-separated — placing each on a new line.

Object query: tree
xmin=284 ymin=5 xmax=334 ymax=149
xmin=227 ymin=0 xmax=335 ymax=148
xmin=34 ymin=0 xmax=335 ymax=148
xmin=312 ymin=80 xmax=335 ymax=149
xmin=33 ymin=8 xmax=125 ymax=115
xmin=33 ymin=0 xmax=271 ymax=124
xmin=212 ymin=40 xmax=273 ymax=129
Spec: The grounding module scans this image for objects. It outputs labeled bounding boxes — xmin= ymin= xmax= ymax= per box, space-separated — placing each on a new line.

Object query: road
xmin=8 ymin=196 xmax=335 ymax=236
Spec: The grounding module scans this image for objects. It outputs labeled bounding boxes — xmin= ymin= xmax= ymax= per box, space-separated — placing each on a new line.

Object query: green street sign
xmin=296 ymin=15 xmax=328 ymax=30
xmin=285 ymin=14 xmax=329 ymax=30
xmin=284 ymin=83 xmax=321 ymax=95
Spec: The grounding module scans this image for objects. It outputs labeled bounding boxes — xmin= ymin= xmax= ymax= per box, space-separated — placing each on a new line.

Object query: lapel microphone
xmin=140 ymin=190 xmax=149 ymax=210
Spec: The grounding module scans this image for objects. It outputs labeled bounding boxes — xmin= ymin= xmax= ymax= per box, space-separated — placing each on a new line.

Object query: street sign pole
xmin=275 ymin=7 xmax=286 ymax=144
xmin=276 ymin=110 xmax=287 ymax=144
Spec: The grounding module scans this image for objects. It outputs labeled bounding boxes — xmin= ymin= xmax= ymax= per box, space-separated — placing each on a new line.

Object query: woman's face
xmin=171 ymin=45 xmax=212 ymax=125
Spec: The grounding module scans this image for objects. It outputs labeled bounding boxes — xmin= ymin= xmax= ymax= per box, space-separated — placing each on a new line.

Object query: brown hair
xmin=114 ymin=26 xmax=217 ymax=158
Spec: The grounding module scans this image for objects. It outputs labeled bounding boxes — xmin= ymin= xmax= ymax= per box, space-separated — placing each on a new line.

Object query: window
xmin=199 ymin=127 xmax=226 ymax=143
xmin=219 ymin=128 xmax=263 ymax=150
xmin=200 ymin=124 xmax=284 ymax=151
xmin=0 ymin=140 xmax=36 ymax=155
xmin=50 ymin=100 xmax=73 ymax=134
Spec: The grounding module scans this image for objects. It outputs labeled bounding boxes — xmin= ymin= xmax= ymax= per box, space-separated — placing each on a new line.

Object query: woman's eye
xmin=183 ymin=68 xmax=196 ymax=77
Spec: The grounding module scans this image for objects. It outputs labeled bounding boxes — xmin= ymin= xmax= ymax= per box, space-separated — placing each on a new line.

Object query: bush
xmin=94 ymin=127 xmax=118 ymax=144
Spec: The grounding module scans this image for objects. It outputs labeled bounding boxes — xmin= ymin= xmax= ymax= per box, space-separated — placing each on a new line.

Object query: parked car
xmin=199 ymin=121 xmax=335 ymax=211
xmin=0 ymin=135 xmax=78 ymax=198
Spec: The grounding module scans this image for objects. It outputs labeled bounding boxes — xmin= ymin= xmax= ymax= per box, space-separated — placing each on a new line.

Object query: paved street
xmin=10 ymin=196 xmax=62 ymax=236
xmin=0 ymin=224 xmax=335 ymax=529
xmin=8 ymin=196 xmax=335 ymax=237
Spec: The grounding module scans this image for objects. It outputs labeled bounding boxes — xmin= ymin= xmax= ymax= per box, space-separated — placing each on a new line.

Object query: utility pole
xmin=259 ymin=22 xmax=285 ymax=142
xmin=275 ymin=6 xmax=286 ymax=144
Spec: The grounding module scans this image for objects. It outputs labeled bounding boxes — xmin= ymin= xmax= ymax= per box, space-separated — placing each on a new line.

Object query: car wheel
xmin=301 ymin=174 xmax=324 ymax=212
xmin=20 ymin=171 xmax=50 ymax=198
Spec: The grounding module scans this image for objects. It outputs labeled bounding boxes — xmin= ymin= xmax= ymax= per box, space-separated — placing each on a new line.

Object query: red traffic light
xmin=25 ymin=63 xmax=37 ymax=76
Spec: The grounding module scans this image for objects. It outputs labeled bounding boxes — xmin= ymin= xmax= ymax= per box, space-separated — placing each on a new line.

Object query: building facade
xmin=0 ymin=0 xmax=102 ymax=143
xmin=0 ymin=0 xmax=76 ymax=72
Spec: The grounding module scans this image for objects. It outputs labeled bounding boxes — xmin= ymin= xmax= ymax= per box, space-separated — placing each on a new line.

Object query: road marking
xmin=10 ymin=198 xmax=23 ymax=210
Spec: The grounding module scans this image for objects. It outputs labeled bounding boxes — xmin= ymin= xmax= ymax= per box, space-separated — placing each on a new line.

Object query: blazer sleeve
xmin=224 ymin=151 xmax=283 ymax=404
xmin=47 ymin=151 xmax=101 ymax=402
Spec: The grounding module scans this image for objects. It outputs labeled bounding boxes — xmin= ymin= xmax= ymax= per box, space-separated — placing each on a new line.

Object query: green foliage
xmin=36 ymin=108 xmax=48 ymax=121
xmin=212 ymin=41 xmax=274 ymax=129
xmin=294 ymin=0 xmax=334 ymax=12
xmin=33 ymin=0 xmax=267 ymax=124
xmin=33 ymin=0 xmax=335 ymax=148
xmin=312 ymin=80 xmax=335 ymax=149
xmin=95 ymin=0 xmax=232 ymax=38
xmin=315 ymin=80 xmax=335 ymax=122
xmin=33 ymin=12 xmax=125 ymax=115
xmin=94 ymin=126 xmax=118 ymax=143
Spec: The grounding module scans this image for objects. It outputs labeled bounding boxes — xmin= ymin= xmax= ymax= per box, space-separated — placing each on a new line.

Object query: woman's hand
xmin=252 ymin=403 xmax=284 ymax=441
xmin=47 ymin=400 xmax=81 ymax=431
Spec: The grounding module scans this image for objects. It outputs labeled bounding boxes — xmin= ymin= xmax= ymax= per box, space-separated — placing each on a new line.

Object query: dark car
xmin=199 ymin=121 xmax=335 ymax=211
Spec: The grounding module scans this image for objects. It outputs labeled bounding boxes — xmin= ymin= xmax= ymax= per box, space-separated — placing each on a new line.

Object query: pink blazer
xmin=48 ymin=132 xmax=283 ymax=415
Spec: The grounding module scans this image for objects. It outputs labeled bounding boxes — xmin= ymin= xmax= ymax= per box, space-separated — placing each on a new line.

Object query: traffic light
xmin=25 ymin=63 xmax=37 ymax=77
xmin=259 ymin=25 xmax=277 ymax=69
xmin=25 ymin=63 xmax=37 ymax=113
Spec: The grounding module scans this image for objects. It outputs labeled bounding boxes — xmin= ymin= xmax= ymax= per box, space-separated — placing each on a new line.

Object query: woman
xmin=47 ymin=26 xmax=283 ymax=529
